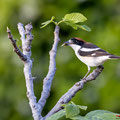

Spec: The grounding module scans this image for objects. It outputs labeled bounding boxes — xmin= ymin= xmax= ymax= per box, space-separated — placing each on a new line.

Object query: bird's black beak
xmin=61 ymin=41 xmax=72 ymax=46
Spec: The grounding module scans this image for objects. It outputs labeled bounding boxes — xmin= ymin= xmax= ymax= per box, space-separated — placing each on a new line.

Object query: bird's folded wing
xmin=78 ymin=49 xmax=112 ymax=57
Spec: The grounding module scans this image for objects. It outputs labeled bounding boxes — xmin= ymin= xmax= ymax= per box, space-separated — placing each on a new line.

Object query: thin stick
xmin=7 ymin=27 xmax=27 ymax=61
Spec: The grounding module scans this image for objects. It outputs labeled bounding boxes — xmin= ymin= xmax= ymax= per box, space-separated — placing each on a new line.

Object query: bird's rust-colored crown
xmin=74 ymin=37 xmax=86 ymax=43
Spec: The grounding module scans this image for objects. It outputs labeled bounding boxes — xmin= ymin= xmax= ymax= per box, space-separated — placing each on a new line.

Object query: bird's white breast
xmin=75 ymin=53 xmax=109 ymax=67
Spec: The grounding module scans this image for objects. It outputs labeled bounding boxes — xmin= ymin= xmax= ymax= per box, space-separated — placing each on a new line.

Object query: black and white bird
xmin=62 ymin=37 xmax=120 ymax=79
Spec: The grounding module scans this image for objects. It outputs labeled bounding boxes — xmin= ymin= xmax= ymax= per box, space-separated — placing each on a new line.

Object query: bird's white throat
xmin=69 ymin=44 xmax=81 ymax=52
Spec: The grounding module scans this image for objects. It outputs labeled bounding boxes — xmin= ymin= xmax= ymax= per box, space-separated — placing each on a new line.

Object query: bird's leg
xmin=76 ymin=66 xmax=90 ymax=86
xmin=82 ymin=66 xmax=90 ymax=80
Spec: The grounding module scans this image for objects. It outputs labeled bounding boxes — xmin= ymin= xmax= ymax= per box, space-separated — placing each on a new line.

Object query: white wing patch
xmin=91 ymin=53 xmax=96 ymax=56
xmin=80 ymin=47 xmax=100 ymax=52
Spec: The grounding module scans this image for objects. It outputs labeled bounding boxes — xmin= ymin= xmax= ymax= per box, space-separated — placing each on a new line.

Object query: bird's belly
xmin=75 ymin=53 xmax=109 ymax=67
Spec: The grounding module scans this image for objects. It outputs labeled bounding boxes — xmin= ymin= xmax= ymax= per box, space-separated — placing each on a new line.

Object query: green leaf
xmin=77 ymin=105 xmax=87 ymax=111
xmin=65 ymin=104 xmax=80 ymax=118
xmin=64 ymin=21 xmax=78 ymax=30
xmin=40 ymin=20 xmax=51 ymax=28
xmin=46 ymin=110 xmax=65 ymax=120
xmin=77 ymin=25 xmax=91 ymax=32
xmin=71 ymin=115 xmax=88 ymax=120
xmin=64 ymin=21 xmax=91 ymax=32
xmin=63 ymin=13 xmax=87 ymax=23
xmin=85 ymin=110 xmax=115 ymax=120
xmin=40 ymin=16 xmax=55 ymax=28
xmin=91 ymin=113 xmax=119 ymax=120
xmin=86 ymin=110 xmax=113 ymax=117
xmin=41 ymin=20 xmax=51 ymax=25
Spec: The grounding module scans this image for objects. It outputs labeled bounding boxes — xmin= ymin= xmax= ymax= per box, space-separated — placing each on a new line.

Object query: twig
xmin=38 ymin=26 xmax=60 ymax=114
xmin=7 ymin=27 xmax=27 ymax=61
xmin=45 ymin=65 xmax=104 ymax=118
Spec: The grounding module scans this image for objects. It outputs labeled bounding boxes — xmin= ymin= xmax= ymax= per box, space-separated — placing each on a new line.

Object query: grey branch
xmin=38 ymin=26 xmax=60 ymax=114
xmin=7 ymin=24 xmax=60 ymax=120
xmin=45 ymin=65 xmax=104 ymax=118
xmin=17 ymin=23 xmax=42 ymax=120
xmin=7 ymin=23 xmax=42 ymax=120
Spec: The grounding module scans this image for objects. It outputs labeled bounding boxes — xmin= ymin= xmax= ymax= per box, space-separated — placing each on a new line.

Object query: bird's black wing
xmin=78 ymin=49 xmax=112 ymax=57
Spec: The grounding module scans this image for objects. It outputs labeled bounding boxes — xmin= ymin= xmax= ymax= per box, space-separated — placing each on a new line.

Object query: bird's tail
xmin=109 ymin=55 xmax=120 ymax=59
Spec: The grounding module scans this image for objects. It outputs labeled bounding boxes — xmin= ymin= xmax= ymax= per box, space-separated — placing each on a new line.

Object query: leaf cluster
xmin=41 ymin=13 xmax=91 ymax=32
xmin=47 ymin=102 xmax=120 ymax=120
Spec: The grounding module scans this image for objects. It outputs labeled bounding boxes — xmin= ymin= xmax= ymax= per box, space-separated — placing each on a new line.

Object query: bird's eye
xmin=76 ymin=40 xmax=84 ymax=45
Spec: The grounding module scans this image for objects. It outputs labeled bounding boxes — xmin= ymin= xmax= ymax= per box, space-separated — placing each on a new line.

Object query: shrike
xmin=62 ymin=37 xmax=120 ymax=79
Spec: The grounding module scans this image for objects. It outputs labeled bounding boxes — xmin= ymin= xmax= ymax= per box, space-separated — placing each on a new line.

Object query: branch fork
xmin=7 ymin=23 xmax=103 ymax=120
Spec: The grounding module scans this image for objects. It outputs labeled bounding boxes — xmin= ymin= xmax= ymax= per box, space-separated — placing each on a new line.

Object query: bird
xmin=62 ymin=37 xmax=120 ymax=79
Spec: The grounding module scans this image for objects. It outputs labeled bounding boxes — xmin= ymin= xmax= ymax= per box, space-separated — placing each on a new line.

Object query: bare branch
xmin=18 ymin=23 xmax=42 ymax=120
xmin=38 ymin=25 xmax=60 ymax=114
xmin=7 ymin=24 xmax=60 ymax=120
xmin=7 ymin=23 xmax=42 ymax=120
xmin=7 ymin=27 xmax=27 ymax=61
xmin=45 ymin=65 xmax=104 ymax=118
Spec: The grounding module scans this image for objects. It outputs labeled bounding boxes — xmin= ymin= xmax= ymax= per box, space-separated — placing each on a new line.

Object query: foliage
xmin=63 ymin=13 xmax=87 ymax=23
xmin=41 ymin=13 xmax=91 ymax=31
xmin=0 ymin=0 xmax=120 ymax=120
xmin=47 ymin=102 xmax=120 ymax=120
xmin=40 ymin=16 xmax=55 ymax=28
xmin=46 ymin=110 xmax=65 ymax=120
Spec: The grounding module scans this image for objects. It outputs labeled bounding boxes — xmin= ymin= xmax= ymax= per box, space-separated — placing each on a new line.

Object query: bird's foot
xmin=96 ymin=65 xmax=104 ymax=72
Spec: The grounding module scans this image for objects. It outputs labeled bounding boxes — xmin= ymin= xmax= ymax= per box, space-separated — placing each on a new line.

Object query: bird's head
xmin=62 ymin=38 xmax=85 ymax=50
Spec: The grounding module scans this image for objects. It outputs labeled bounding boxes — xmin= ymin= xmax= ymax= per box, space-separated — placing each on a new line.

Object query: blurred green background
xmin=0 ymin=0 xmax=120 ymax=119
